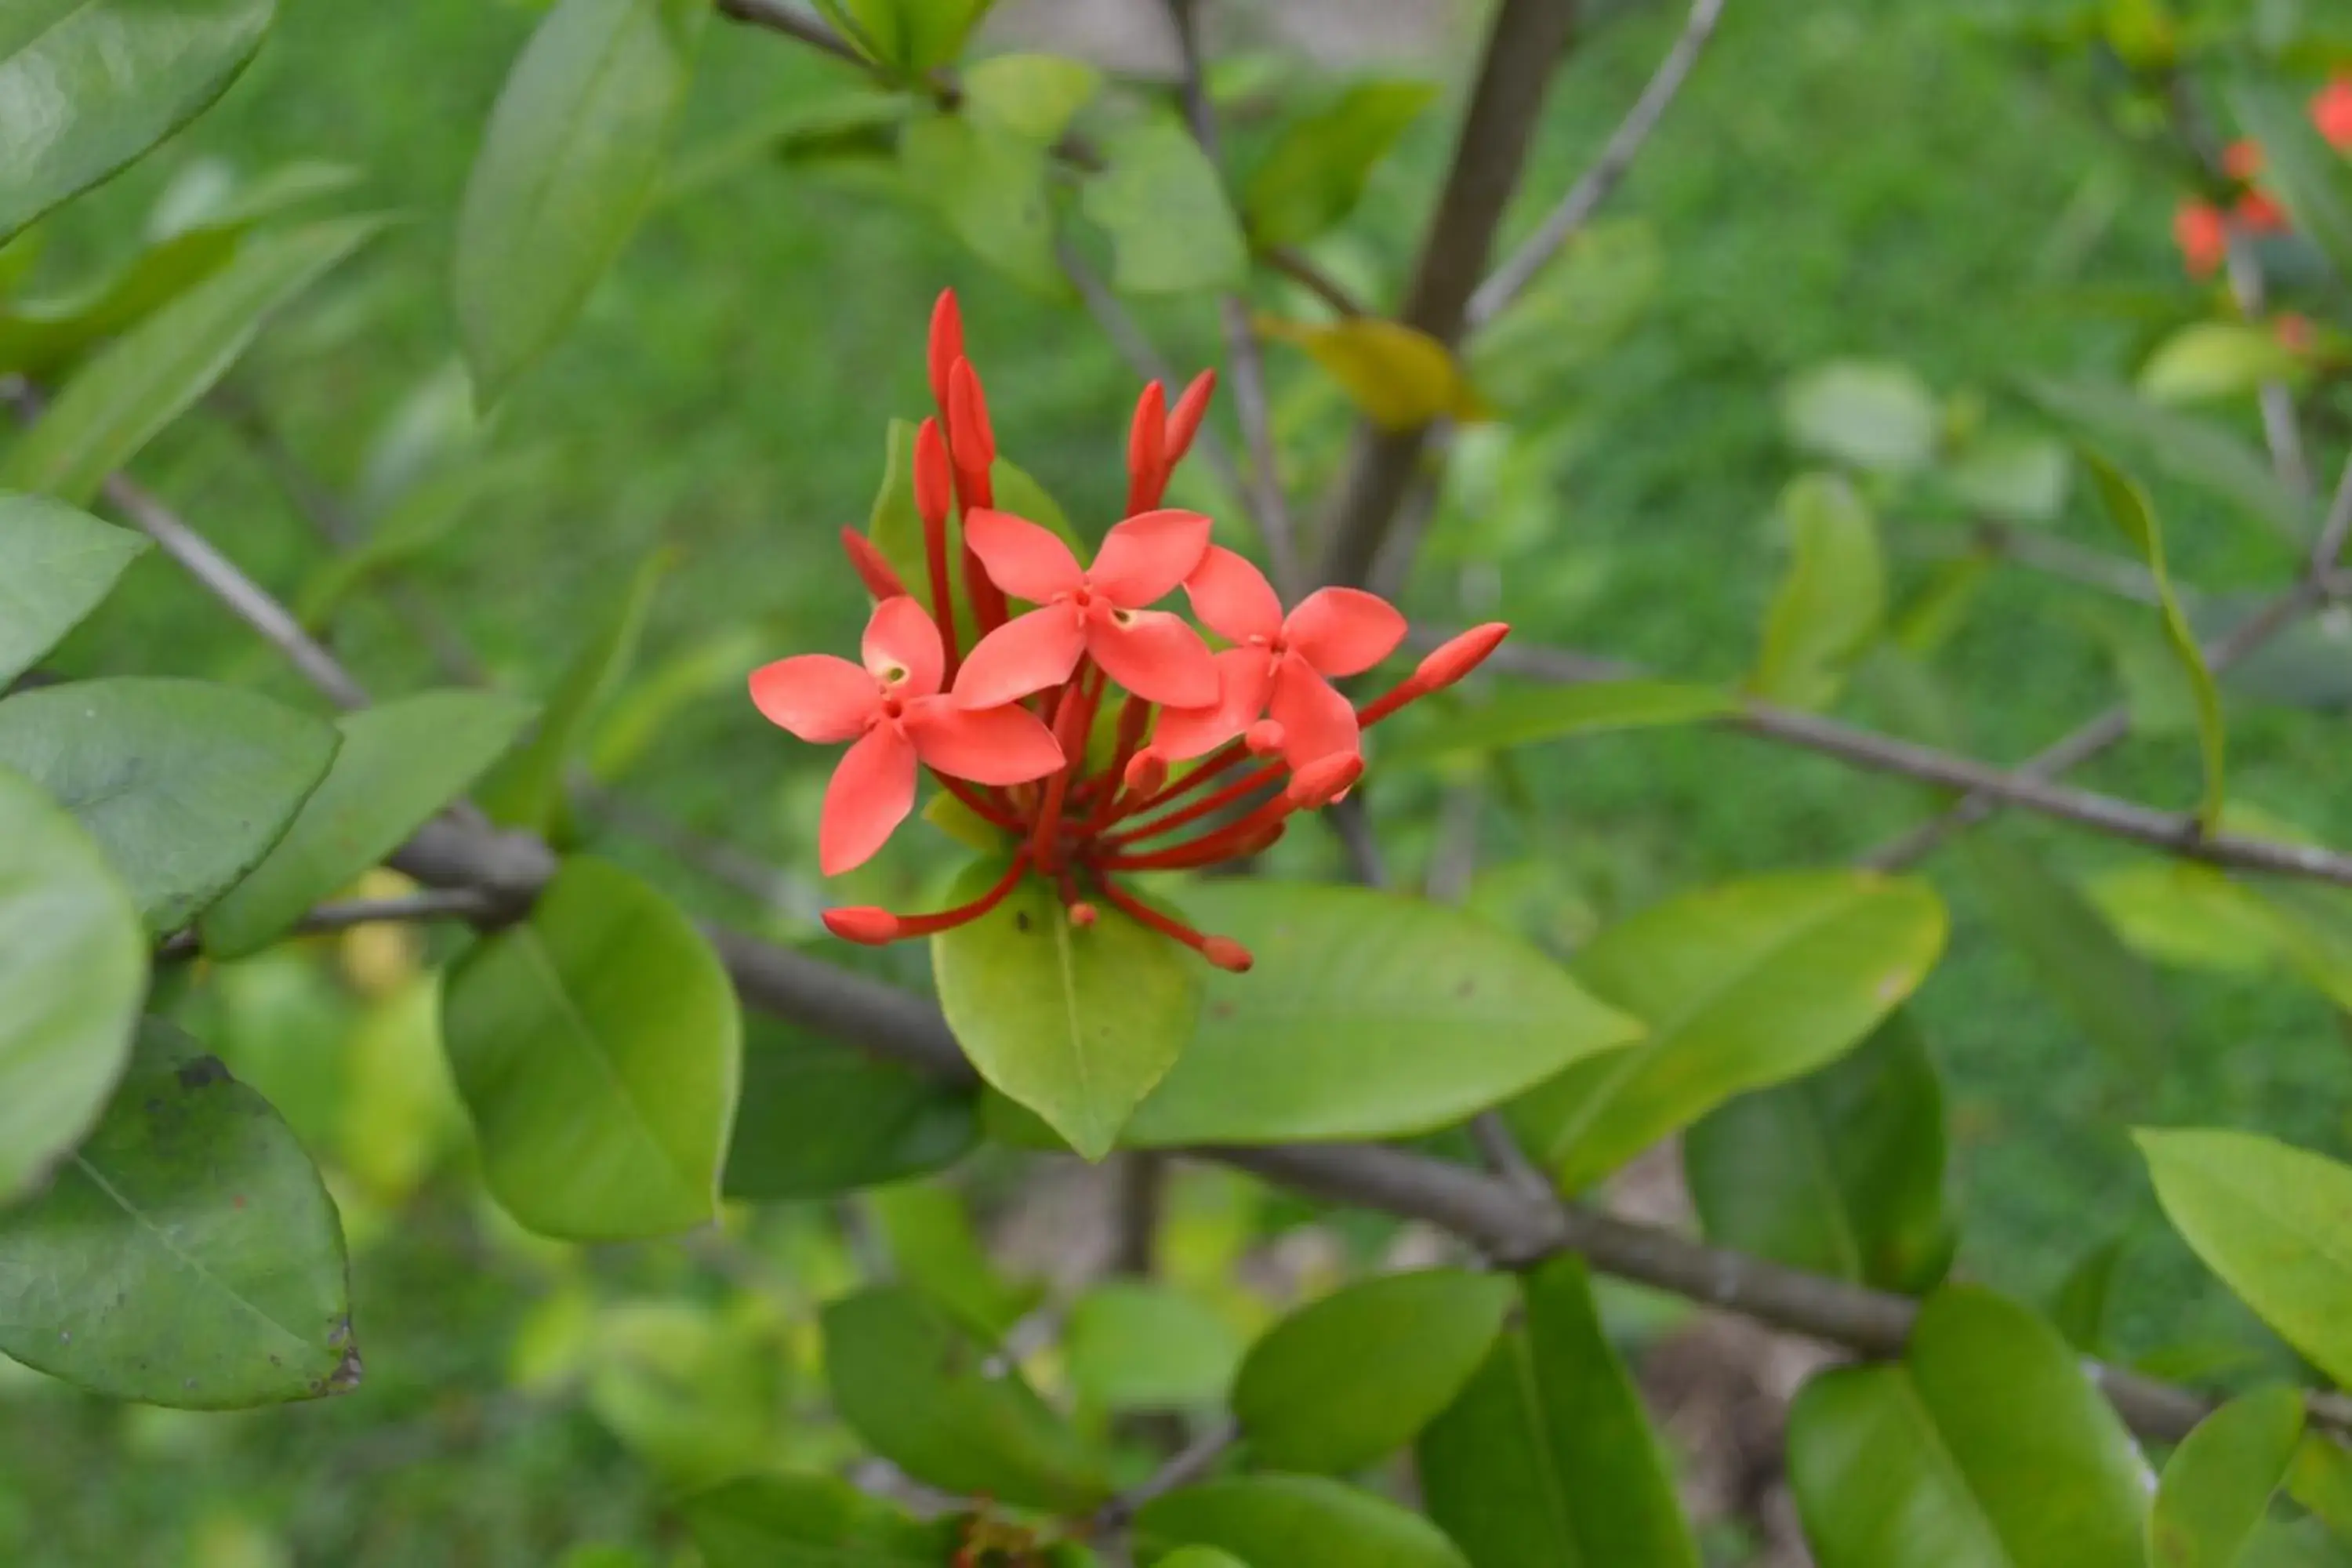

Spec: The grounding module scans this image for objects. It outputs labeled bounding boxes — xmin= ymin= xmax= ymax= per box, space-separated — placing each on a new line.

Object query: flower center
xmin=1070 ymin=581 xmax=1094 ymax=609
xmin=880 ymin=695 xmax=905 ymax=720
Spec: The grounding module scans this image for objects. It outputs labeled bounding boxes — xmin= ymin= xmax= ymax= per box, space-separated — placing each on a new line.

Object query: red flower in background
xmin=2174 ymin=201 xmax=2229 ymax=278
xmin=2315 ymin=76 xmax=2352 ymax=151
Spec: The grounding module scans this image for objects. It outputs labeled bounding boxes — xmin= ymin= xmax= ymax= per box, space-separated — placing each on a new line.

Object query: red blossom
xmin=2316 ymin=76 xmax=2352 ymax=153
xmin=2174 ymin=200 xmax=2228 ymax=278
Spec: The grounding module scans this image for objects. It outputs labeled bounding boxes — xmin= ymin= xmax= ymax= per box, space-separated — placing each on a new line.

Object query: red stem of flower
xmin=1093 ymin=815 xmax=1287 ymax=872
xmin=1106 ymin=760 xmax=1285 ymax=848
xmin=1084 ymin=694 xmax=1156 ymax=829
xmin=1093 ymin=873 xmax=1214 ymax=952
xmin=1030 ymin=672 xmax=1102 ymax=871
xmin=889 ymin=847 xmax=1033 ymax=938
xmin=1128 ymin=740 xmax=1254 ymax=816
xmin=929 ymin=770 xmax=1023 ymax=833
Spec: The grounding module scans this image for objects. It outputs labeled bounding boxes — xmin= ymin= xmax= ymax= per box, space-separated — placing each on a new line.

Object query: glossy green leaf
xmin=0 ymin=492 xmax=147 ymax=685
xmin=900 ymin=111 xmax=1062 ymax=295
xmin=1066 ymin=1282 xmax=1243 ymax=1412
xmin=2288 ymin=1434 xmax=2352 ymax=1544
xmin=476 ymin=550 xmax=668 ymax=834
xmin=964 ymin=52 xmax=1100 ymax=144
xmin=453 ymin=0 xmax=706 ymax=401
xmin=1751 ymin=473 xmax=1886 ymax=710
xmin=820 ymin=1284 xmax=1110 ymax=1512
xmin=0 ymin=1017 xmax=355 ymax=1408
xmin=1385 ymin=680 xmax=1733 ymax=766
xmin=2138 ymin=1128 xmax=2352 ymax=1388
xmin=2140 ymin=322 xmax=2305 ymax=406
xmin=1082 ymin=117 xmax=1248 ymax=295
xmin=1787 ymin=1286 xmax=2149 ymax=1568
xmin=1781 ymin=360 xmax=1939 ymax=473
xmin=441 ymin=856 xmax=739 ymax=1240
xmin=1120 ymin=880 xmax=1639 ymax=1147
xmin=1515 ymin=871 xmax=1947 ymax=1192
xmin=199 ymin=691 xmax=535 ymax=957
xmin=2151 ymin=1386 xmax=2306 ymax=1567
xmin=2234 ymin=83 xmax=2352 ymax=282
xmin=932 ymin=861 xmax=1198 ymax=1160
xmin=0 ymin=0 xmax=277 ymax=241
xmin=678 ymin=1472 xmax=959 ymax=1567
xmin=1243 ymin=80 xmax=1436 ymax=248
xmin=0 ymin=677 xmax=338 ymax=931
xmin=2082 ymin=447 xmax=2224 ymax=830
xmin=1964 ymin=833 xmax=2169 ymax=1076
xmin=1684 ymin=1009 xmax=1954 ymax=1293
xmin=0 ymin=763 xmax=143 ymax=1201
xmin=1419 ymin=1255 xmax=1700 ymax=1568
xmin=2020 ymin=378 xmax=2312 ymax=546
xmin=723 ymin=1020 xmax=975 ymax=1200
xmin=1135 ymin=1475 xmax=1468 ymax=1568
xmin=868 ymin=1180 xmax=1040 ymax=1338
xmin=1232 ymin=1269 xmax=1514 ymax=1474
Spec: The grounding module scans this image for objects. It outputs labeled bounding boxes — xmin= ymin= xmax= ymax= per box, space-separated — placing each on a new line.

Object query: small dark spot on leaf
xmin=1014 ymin=910 xmax=1031 ymax=932
xmin=174 ymin=1055 xmax=230 ymax=1090
xmin=270 ymin=1354 xmax=281 ymax=1367
xmin=183 ymin=1377 xmax=196 ymax=1391
xmin=1455 ymin=978 xmax=1475 ymax=999
xmin=232 ymin=1194 xmax=246 ymax=1210
xmin=56 ymin=1330 xmax=68 ymax=1344
xmin=1210 ymin=1000 xmax=1236 ymax=1020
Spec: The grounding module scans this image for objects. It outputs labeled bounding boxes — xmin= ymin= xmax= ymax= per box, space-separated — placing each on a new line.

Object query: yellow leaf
xmin=1260 ymin=316 xmax=1487 ymax=430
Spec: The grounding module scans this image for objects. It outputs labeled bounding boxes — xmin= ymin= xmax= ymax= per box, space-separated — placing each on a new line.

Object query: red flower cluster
xmin=2174 ymin=75 xmax=2352 ymax=279
xmin=749 ymin=292 xmax=1508 ymax=971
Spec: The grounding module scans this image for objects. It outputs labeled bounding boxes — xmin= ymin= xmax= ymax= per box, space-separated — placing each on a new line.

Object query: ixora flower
xmin=748 ymin=289 xmax=1510 ymax=969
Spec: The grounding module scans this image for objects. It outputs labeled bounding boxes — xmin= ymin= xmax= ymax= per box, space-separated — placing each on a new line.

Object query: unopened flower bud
xmin=1414 ymin=622 xmax=1510 ymax=694
xmin=839 ymin=528 xmax=906 ymax=600
xmin=1202 ymin=936 xmax=1254 ymax=974
xmin=824 ymin=907 xmax=901 ymax=945
xmin=1287 ymin=752 xmax=1363 ymax=808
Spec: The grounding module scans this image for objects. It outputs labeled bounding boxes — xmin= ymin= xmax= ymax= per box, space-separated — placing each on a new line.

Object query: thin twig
xmin=1324 ymin=793 xmax=1390 ymax=888
xmin=711 ymin=0 xmax=866 ymax=66
xmin=156 ymin=889 xmax=500 ymax=961
xmin=1467 ymin=0 xmax=1729 ymax=328
xmin=1094 ymin=1416 xmax=1240 ymax=1532
xmin=1259 ymin=245 xmax=1368 ymax=318
xmin=572 ymin=778 xmax=826 ymax=922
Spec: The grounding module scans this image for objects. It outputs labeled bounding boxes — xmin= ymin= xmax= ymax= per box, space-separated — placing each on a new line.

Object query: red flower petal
xmin=965 ymin=508 xmax=1082 ymax=602
xmin=1269 ymin=657 xmax=1361 ymax=770
xmin=954 ymin=605 xmax=1086 ymax=708
xmin=820 ymin=724 xmax=917 ymax=875
xmin=1090 ymin=607 xmax=1218 ymax=709
xmin=1284 ymin=586 xmax=1407 ymax=678
xmin=906 ymin=699 xmax=1065 ymax=785
xmin=2314 ymin=78 xmax=2352 ymax=152
xmin=862 ymin=596 xmax=945 ymax=697
xmin=749 ymin=654 xmax=877 ymax=742
xmin=1183 ymin=544 xmax=1282 ymax=645
xmin=1090 ymin=509 xmax=1212 ymax=607
xmin=1152 ymin=646 xmax=1273 ymax=760
xmin=927 ymin=291 xmax=964 ymax=410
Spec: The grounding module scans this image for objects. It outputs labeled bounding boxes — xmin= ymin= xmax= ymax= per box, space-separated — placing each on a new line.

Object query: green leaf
xmin=1120 ymin=880 xmax=1639 ymax=1147
xmin=0 ymin=492 xmax=147 ymax=685
xmin=475 ymin=550 xmax=668 ymax=834
xmin=812 ymin=0 xmax=987 ymax=71
xmin=1419 ymin=1256 xmax=1700 ymax=1568
xmin=1261 ymin=316 xmax=1484 ymax=430
xmin=453 ymin=0 xmax=705 ymax=401
xmin=0 ymin=677 xmax=339 ymax=931
xmin=199 ymin=691 xmax=535 ymax=957
xmin=2083 ymin=862 xmax=2281 ymax=975
xmin=1781 ymin=361 xmax=1940 ymax=473
xmin=1515 ymin=871 xmax=1947 ymax=1192
xmin=1065 ymin=1282 xmax=1244 ymax=1412
xmin=1082 ymin=116 xmax=1248 ymax=295
xmin=1242 ymin=80 xmax=1436 ymax=249
xmin=2137 ymin=1128 xmax=2352 ymax=1388
xmin=1751 ymin=474 xmax=1886 ymax=710
xmin=2140 ymin=322 xmax=2305 ymax=406
xmin=868 ymin=1181 xmax=1040 ymax=1339
xmin=1786 ymin=1286 xmax=2150 ymax=1568
xmin=723 ymin=1019 xmax=975 ymax=1200
xmin=3 ymin=216 xmax=385 ymax=505
xmin=0 ymin=762 xmax=143 ymax=1202
xmin=1940 ymin=432 xmax=2071 ymax=524
xmin=2081 ymin=447 xmax=2224 ymax=831
xmin=900 ymin=111 xmax=1063 ymax=295
xmin=2151 ymin=1386 xmax=2306 ymax=1567
xmin=964 ymin=53 xmax=1101 ymax=144
xmin=2288 ymin=1434 xmax=2352 ymax=1544
xmin=1232 ymin=1269 xmax=1515 ymax=1474
xmin=678 ymin=1473 xmax=960 ymax=1567
xmin=2233 ymin=82 xmax=2352 ymax=283
xmin=2020 ymin=377 xmax=2313 ymax=546
xmin=1963 ymin=833 xmax=2170 ymax=1076
xmin=1156 ymin=1552 xmax=1252 ymax=1568
xmin=1384 ymin=680 xmax=1733 ymax=766
xmin=2050 ymin=1236 xmax=2128 ymax=1354
xmin=820 ymin=1284 xmax=1110 ymax=1512
xmin=296 ymin=451 xmax=547 ymax=627
xmin=1683 ymin=1009 xmax=1955 ymax=1294
xmin=932 ymin=860 xmax=1199 ymax=1160
xmin=441 ymin=856 xmax=739 ymax=1240
xmin=1135 ymin=1475 xmax=1469 ymax=1568
xmin=0 ymin=0 xmax=277 ymax=241
xmin=0 ymin=1017 xmax=356 ymax=1408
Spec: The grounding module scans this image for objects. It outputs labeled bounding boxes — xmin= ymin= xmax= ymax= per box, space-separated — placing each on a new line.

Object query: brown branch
xmin=711 ymin=0 xmax=866 ymax=67
xmin=156 ymin=889 xmax=499 ymax=961
xmin=1259 ymin=245 xmax=1367 ymax=319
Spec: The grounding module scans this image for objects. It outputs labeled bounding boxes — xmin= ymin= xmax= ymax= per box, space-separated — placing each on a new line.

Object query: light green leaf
xmin=2140 ymin=322 xmax=2306 ymax=406
xmin=2137 ymin=1128 xmax=2352 ymax=1389
xmin=0 ymin=0 xmax=277 ymax=241
xmin=1419 ymin=1255 xmax=1700 ymax=1568
xmin=1261 ymin=315 xmax=1484 ymax=430
xmin=2020 ymin=377 xmax=2313 ymax=546
xmin=1786 ymin=1286 xmax=2150 ymax=1568
xmin=1156 ymin=1552 xmax=1252 ymax=1568
xmin=1515 ymin=871 xmax=1947 ymax=1192
xmin=199 ymin=691 xmax=535 ymax=957
xmin=0 ymin=677 xmax=338 ymax=931
xmin=1940 ymin=432 xmax=2071 ymax=524
xmin=2233 ymin=82 xmax=2352 ymax=283
xmin=452 ymin=0 xmax=706 ymax=401
xmin=820 ymin=1284 xmax=1111 ymax=1512
xmin=964 ymin=53 xmax=1100 ymax=144
xmin=1384 ymin=680 xmax=1733 ymax=766
xmin=2288 ymin=1433 xmax=2352 ymax=1544
xmin=476 ymin=550 xmax=669 ymax=834
xmin=4 ymin=216 xmax=385 ymax=505
xmin=2081 ymin=447 xmax=2224 ymax=831
xmin=585 ymin=1301 xmax=779 ymax=1486
xmin=1751 ymin=474 xmax=1886 ymax=710
xmin=296 ymin=451 xmax=548 ymax=627
xmin=2151 ymin=1386 xmax=2306 ymax=1567
xmin=868 ymin=1180 xmax=1040 ymax=1339
xmin=1066 ymin=1282 xmax=1244 ymax=1412
xmin=0 ymin=1017 xmax=356 ymax=1408
xmin=1232 ymin=1269 xmax=1515 ymax=1475
xmin=441 ymin=856 xmax=739 ymax=1240
xmin=1781 ymin=361 xmax=1940 ymax=473
xmin=1964 ymin=833 xmax=2170 ymax=1076
xmin=1082 ymin=116 xmax=1248 ymax=295
xmin=589 ymin=626 xmax=765 ymax=779
xmin=678 ymin=1472 xmax=960 ymax=1567
xmin=1242 ymin=80 xmax=1436 ymax=249
xmin=900 ymin=111 xmax=1063 ymax=295
xmin=1135 ymin=1475 xmax=1469 ymax=1568
xmin=813 ymin=0 xmax=987 ymax=71
xmin=932 ymin=860 xmax=1199 ymax=1160
xmin=1120 ymin=880 xmax=1639 ymax=1148
xmin=723 ymin=1019 xmax=976 ymax=1200
xmin=0 ymin=492 xmax=147 ymax=685
xmin=2083 ymin=862 xmax=2281 ymax=975
xmin=0 ymin=762 xmax=143 ymax=1202
xmin=1684 ymin=1010 xmax=1955 ymax=1293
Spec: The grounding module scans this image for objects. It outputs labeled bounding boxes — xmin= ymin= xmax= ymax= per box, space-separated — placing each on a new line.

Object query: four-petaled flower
xmin=750 ymin=596 xmax=1062 ymax=874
